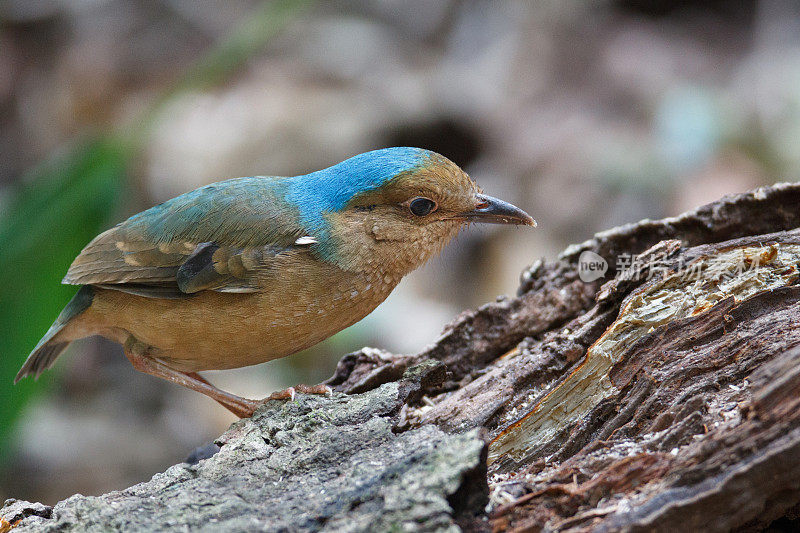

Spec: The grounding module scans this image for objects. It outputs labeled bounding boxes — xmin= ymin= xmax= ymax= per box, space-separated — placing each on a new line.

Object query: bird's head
xmin=288 ymin=147 xmax=535 ymax=275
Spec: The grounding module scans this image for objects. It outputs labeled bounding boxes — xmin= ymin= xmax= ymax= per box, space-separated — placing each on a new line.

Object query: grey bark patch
xmin=0 ymin=499 xmax=52 ymax=523
xmin=4 ymin=383 xmax=486 ymax=532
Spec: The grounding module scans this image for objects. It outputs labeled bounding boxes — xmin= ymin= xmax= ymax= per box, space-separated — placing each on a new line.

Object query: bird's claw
xmin=294 ymin=383 xmax=333 ymax=396
xmin=262 ymin=383 xmax=332 ymax=403
xmin=262 ymin=386 xmax=295 ymax=402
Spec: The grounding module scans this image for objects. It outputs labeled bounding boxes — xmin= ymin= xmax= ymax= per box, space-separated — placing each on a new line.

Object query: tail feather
xmin=15 ymin=341 xmax=70 ymax=382
xmin=15 ymin=286 xmax=94 ymax=383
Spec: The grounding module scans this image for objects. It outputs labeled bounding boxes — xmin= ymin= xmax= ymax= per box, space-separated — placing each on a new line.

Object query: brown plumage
xmin=16 ymin=148 xmax=535 ymax=417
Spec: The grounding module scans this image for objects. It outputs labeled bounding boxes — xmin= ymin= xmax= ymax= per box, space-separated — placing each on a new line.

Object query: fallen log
xmin=4 ymin=182 xmax=800 ymax=532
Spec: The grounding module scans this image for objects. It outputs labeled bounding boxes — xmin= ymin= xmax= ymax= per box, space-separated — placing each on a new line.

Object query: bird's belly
xmin=90 ymin=271 xmax=395 ymax=372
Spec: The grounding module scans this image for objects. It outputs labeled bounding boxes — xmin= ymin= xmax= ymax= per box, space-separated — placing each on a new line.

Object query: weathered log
xmin=4 ymin=182 xmax=800 ymax=532
xmin=3 ymin=362 xmax=487 ymax=532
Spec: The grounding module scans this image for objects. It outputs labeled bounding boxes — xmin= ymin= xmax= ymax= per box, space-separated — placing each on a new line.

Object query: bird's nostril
xmin=475 ymin=201 xmax=489 ymax=210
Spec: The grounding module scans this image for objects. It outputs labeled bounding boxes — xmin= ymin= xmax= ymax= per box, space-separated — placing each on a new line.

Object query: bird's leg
xmin=179 ymin=373 xmax=330 ymax=410
xmin=182 ymin=371 xmax=265 ymax=418
xmin=124 ymin=348 xmax=261 ymax=418
xmin=123 ymin=339 xmax=331 ymax=417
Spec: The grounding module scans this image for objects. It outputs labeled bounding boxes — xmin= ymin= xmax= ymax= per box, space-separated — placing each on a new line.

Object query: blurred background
xmin=2 ymin=0 xmax=798 ymax=505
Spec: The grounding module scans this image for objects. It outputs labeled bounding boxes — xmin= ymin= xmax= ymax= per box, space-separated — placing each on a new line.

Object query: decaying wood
xmin=330 ymin=183 xmax=800 ymax=531
xmin=5 ymin=182 xmax=800 ymax=532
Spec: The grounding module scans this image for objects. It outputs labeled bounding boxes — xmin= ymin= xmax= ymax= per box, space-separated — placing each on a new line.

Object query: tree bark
xmin=5 ymin=182 xmax=800 ymax=532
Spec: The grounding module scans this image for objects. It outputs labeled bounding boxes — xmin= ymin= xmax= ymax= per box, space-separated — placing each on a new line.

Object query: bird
xmin=15 ymin=147 xmax=535 ymax=418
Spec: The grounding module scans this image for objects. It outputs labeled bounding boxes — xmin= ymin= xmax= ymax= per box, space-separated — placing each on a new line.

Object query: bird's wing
xmin=63 ymin=177 xmax=316 ymax=298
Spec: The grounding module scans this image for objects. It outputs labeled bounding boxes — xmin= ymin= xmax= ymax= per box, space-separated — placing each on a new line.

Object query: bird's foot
xmin=223 ymin=385 xmax=333 ymax=418
xmin=263 ymin=383 xmax=333 ymax=402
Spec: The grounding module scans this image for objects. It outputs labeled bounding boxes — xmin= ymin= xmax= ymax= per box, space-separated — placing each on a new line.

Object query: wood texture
xmin=330 ymin=182 xmax=800 ymax=532
xmin=6 ymin=183 xmax=800 ymax=531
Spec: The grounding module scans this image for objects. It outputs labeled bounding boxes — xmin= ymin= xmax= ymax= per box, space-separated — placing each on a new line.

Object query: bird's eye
xmin=409 ymin=197 xmax=437 ymax=217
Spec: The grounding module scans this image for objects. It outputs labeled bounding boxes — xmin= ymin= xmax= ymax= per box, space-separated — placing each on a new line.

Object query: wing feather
xmin=62 ymin=177 xmax=315 ymax=298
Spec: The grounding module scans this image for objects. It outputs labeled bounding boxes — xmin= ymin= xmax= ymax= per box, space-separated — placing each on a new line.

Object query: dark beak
xmin=458 ymin=194 xmax=537 ymax=226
